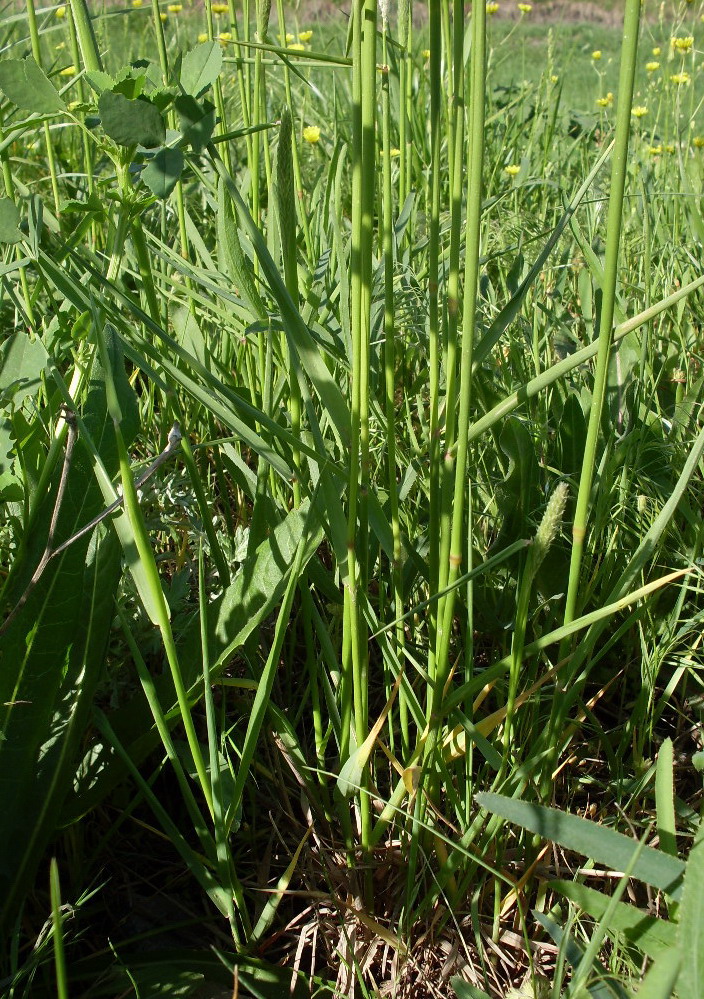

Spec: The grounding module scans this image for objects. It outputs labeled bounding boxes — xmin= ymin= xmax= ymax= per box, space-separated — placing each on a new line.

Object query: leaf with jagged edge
xmin=0 ymin=58 xmax=65 ymax=114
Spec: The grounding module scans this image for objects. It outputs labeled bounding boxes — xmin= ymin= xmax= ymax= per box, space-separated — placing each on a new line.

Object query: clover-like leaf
xmin=98 ymin=91 xmax=165 ymax=149
xmin=180 ymin=41 xmax=222 ymax=98
xmin=141 ymin=147 xmax=184 ymax=198
xmin=175 ymin=94 xmax=215 ymax=152
xmin=0 ymin=58 xmax=65 ymax=114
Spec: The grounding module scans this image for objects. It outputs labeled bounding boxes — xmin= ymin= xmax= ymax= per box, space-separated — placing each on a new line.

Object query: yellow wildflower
xmin=670 ymin=71 xmax=691 ymax=84
xmin=652 ymin=46 xmax=661 ymax=56
xmin=693 ymin=135 xmax=704 ymax=147
xmin=285 ymin=31 xmax=295 ymax=41
xmin=646 ymin=61 xmax=659 ymax=71
xmin=59 ymin=64 xmax=76 ymax=75
xmin=159 ymin=11 xmax=167 ymax=20
xmin=596 ymin=92 xmax=613 ymax=107
xmin=550 ymin=74 xmax=559 ymax=83
xmin=504 ymin=164 xmax=520 ymax=176
xmin=592 ymin=50 xmax=602 ymax=60
xmin=303 ymin=125 xmax=321 ymax=143
xmin=167 ymin=3 xmax=182 ymax=11
xmin=389 ymin=148 xmax=401 ymax=157
xmin=486 ymin=2 xmax=499 ymax=12
xmin=218 ymin=31 xmax=232 ymax=42
xmin=55 ymin=5 xmax=66 ymax=16
xmin=671 ymin=35 xmax=694 ymax=53
xmin=212 ymin=2 xmax=228 ymax=10
xmin=288 ymin=42 xmax=304 ymax=50
xmin=518 ymin=3 xmax=532 ymax=11
xmin=298 ymin=30 xmax=313 ymax=42
xmin=665 ymin=143 xmax=675 ymax=153
xmin=421 ymin=48 xmax=430 ymax=59
xmin=198 ymin=31 xmax=208 ymax=41
xmin=631 ymin=105 xmax=648 ymax=117
xmin=131 ymin=0 xmax=143 ymax=7
xmin=648 ymin=145 xmax=662 ymax=155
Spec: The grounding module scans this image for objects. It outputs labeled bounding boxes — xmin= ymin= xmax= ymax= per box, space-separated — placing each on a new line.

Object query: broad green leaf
xmin=494 ymin=416 xmax=540 ymax=549
xmin=550 ymin=881 xmax=677 ymax=959
xmin=0 ymin=328 xmax=138 ymax=933
xmin=475 ymin=793 xmax=684 ymax=900
xmin=635 ymin=951 xmax=681 ymax=999
xmin=175 ymin=94 xmax=215 ymax=152
xmin=558 ymin=394 xmax=588 ymax=477
xmin=142 ymin=146 xmax=184 ymax=198
xmin=98 ymin=91 xmax=165 ymax=148
xmin=677 ymin=818 xmax=704 ymax=997
xmin=0 ymin=332 xmax=48 ymax=405
xmin=180 ymin=41 xmax=222 ymax=98
xmin=0 ymin=57 xmax=65 ymax=113
xmin=0 ymin=197 xmax=22 ymax=243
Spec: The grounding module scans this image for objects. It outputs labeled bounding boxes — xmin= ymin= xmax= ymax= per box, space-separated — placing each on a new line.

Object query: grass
xmin=0 ymin=0 xmax=704 ymax=996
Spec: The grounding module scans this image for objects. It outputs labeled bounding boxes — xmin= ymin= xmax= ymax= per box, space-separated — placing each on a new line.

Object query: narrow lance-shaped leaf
xmin=475 ymin=792 xmax=685 ymax=900
xmin=0 ymin=326 xmax=138 ymax=933
xmin=0 ymin=198 xmax=23 ymax=244
xmin=677 ymin=818 xmax=704 ymax=996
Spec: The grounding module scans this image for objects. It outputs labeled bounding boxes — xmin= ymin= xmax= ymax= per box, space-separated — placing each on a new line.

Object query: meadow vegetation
xmin=1 ymin=0 xmax=704 ymax=995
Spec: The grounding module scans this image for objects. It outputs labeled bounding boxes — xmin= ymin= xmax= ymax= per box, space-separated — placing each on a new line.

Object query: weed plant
xmin=1 ymin=0 xmax=704 ymax=996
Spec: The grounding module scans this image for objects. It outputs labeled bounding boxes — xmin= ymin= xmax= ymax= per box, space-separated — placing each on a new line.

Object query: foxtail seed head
xmin=531 ymin=482 xmax=569 ymax=572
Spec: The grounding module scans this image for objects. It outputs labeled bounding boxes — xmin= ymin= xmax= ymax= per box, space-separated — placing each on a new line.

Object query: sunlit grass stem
xmin=543 ymin=0 xmax=643 ymax=799
xmin=24 ymin=0 xmax=61 ymax=215
xmin=342 ymin=0 xmax=376 ymax=861
xmin=380 ymin=22 xmax=408 ymax=756
xmin=431 ymin=0 xmax=486 ymax=741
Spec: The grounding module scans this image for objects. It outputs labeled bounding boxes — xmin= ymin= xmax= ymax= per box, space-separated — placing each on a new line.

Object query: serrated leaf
xmin=174 ymin=94 xmax=215 ymax=152
xmin=475 ymin=792 xmax=685 ymax=900
xmin=0 ymin=58 xmax=65 ymax=114
xmin=98 ymin=90 xmax=165 ymax=149
xmin=141 ymin=147 xmax=184 ymax=198
xmin=85 ymin=70 xmax=114 ymax=94
xmin=180 ymin=41 xmax=222 ymax=98
xmin=550 ymin=880 xmax=676 ymax=959
xmin=0 ymin=198 xmax=22 ymax=244
xmin=635 ymin=951 xmax=681 ymax=999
